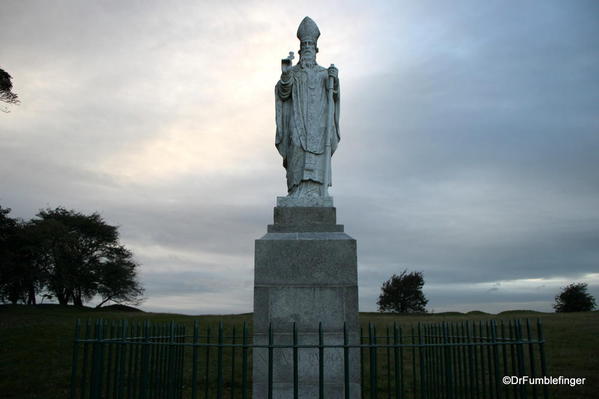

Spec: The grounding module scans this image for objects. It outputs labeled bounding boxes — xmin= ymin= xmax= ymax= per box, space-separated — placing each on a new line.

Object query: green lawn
xmin=0 ymin=305 xmax=597 ymax=398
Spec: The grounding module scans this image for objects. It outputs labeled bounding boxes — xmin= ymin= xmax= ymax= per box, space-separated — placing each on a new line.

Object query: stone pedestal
xmin=253 ymin=197 xmax=361 ymax=398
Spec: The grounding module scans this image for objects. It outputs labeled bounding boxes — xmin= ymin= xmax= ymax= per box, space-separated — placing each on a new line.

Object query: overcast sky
xmin=1 ymin=0 xmax=598 ymax=314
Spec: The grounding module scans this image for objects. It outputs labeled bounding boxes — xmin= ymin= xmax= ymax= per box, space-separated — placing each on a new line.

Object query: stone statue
xmin=275 ymin=16 xmax=340 ymax=199
xmin=255 ymin=18 xmax=360 ymax=397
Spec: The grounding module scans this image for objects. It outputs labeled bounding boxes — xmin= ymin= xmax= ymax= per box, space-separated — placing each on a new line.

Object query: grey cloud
xmin=2 ymin=1 xmax=598 ymax=313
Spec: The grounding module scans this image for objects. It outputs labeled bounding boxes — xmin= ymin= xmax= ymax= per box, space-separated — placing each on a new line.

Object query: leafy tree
xmin=554 ymin=282 xmax=597 ymax=312
xmin=0 ymin=206 xmax=144 ymax=307
xmin=0 ymin=68 xmax=19 ymax=112
xmin=0 ymin=208 xmax=46 ymax=304
xmin=0 ymin=206 xmax=16 ymax=238
xmin=95 ymin=245 xmax=144 ymax=308
xmin=33 ymin=207 xmax=144 ymax=307
xmin=0 ymin=206 xmax=20 ymax=303
xmin=377 ymin=270 xmax=428 ymax=313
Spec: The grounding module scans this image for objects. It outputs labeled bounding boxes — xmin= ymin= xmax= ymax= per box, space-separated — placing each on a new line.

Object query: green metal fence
xmin=70 ymin=319 xmax=548 ymax=399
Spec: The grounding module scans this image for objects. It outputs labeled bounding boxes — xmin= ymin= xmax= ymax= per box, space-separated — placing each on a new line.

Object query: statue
xmin=275 ymin=16 xmax=340 ymax=198
xmin=254 ymin=19 xmax=360 ymax=397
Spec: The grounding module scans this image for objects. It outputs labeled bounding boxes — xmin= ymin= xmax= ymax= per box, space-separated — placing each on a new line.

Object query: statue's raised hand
xmin=281 ymin=51 xmax=294 ymax=74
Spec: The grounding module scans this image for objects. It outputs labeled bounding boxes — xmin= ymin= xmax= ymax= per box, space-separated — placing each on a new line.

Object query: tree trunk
xmin=73 ymin=289 xmax=83 ymax=306
xmin=27 ymin=288 xmax=36 ymax=305
xmin=56 ymin=289 xmax=69 ymax=305
xmin=95 ymin=297 xmax=112 ymax=308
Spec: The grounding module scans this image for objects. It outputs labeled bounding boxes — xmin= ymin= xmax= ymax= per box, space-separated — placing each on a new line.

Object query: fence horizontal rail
xmin=74 ymin=341 xmax=544 ymax=349
xmin=70 ymin=319 xmax=548 ymax=399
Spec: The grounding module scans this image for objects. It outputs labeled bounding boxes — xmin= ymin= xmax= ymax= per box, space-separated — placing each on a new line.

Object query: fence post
xmin=392 ymin=323 xmax=400 ymax=399
xmin=204 ymin=325 xmax=211 ymax=399
xmin=369 ymin=323 xmax=378 ymax=398
xmin=500 ymin=321 xmax=508 ymax=399
xmin=231 ymin=325 xmax=236 ymax=399
xmin=70 ymin=319 xmax=81 ymax=399
xmin=242 ymin=322 xmax=249 ymax=399
xmin=139 ymin=321 xmax=150 ymax=399
xmin=411 ymin=325 xmax=416 ymax=399
xmin=136 ymin=323 xmax=144 ymax=399
xmin=319 ymin=322 xmax=325 ymax=398
xmin=423 ymin=324 xmax=431 ymax=397
xmin=217 ymin=322 xmax=224 ymax=399
xmin=485 ymin=321 xmax=493 ymax=399
xmin=536 ymin=319 xmax=548 ymax=399
xmin=515 ymin=320 xmax=527 ymax=399
xmin=149 ymin=322 xmax=157 ymax=398
xmin=526 ymin=319 xmax=537 ymax=399
xmin=117 ymin=320 xmax=127 ymax=399
xmin=344 ymin=322 xmax=350 ymax=399
xmin=436 ymin=323 xmax=442 ymax=398
xmin=450 ymin=322 xmax=459 ymax=399
xmin=79 ymin=320 xmax=91 ymax=399
xmin=508 ymin=320 xmax=517 ymax=399
xmin=161 ymin=323 xmax=169 ymax=398
xmin=444 ymin=322 xmax=453 ymax=399
xmin=293 ymin=322 xmax=298 ymax=399
xmin=460 ymin=321 xmax=470 ymax=399
xmin=360 ymin=326 xmax=365 ymax=399
xmin=476 ymin=321 xmax=486 ymax=398
xmin=268 ymin=323 xmax=273 ymax=399
xmin=192 ymin=321 xmax=199 ymax=399
xmin=179 ymin=324 xmax=186 ymax=399
xmin=417 ymin=323 xmax=425 ymax=399
xmin=466 ymin=321 xmax=476 ymax=399
xmin=166 ymin=322 xmax=174 ymax=399
xmin=386 ymin=326 xmax=391 ymax=399
xmin=491 ymin=320 xmax=501 ymax=399
xmin=126 ymin=322 xmax=135 ymax=397
xmin=90 ymin=319 xmax=103 ymax=399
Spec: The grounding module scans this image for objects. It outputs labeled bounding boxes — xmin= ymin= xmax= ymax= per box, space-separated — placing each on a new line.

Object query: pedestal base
xmin=253 ymin=205 xmax=360 ymax=398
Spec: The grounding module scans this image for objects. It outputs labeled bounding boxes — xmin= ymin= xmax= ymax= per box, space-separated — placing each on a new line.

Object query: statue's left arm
xmin=328 ymin=65 xmax=340 ymax=102
xmin=328 ymin=66 xmax=341 ymax=151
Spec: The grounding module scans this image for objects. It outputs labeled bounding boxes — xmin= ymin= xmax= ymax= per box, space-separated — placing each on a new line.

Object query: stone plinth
xmin=253 ymin=201 xmax=360 ymax=398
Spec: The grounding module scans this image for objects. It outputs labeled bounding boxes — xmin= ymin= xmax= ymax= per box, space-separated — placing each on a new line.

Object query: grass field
xmin=0 ymin=305 xmax=597 ymax=398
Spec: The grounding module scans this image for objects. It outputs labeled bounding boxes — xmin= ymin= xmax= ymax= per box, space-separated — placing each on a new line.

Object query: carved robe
xmin=275 ymin=64 xmax=340 ymax=194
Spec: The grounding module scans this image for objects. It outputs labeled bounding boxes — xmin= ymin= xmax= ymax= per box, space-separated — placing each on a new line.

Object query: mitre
xmin=297 ymin=16 xmax=320 ymax=43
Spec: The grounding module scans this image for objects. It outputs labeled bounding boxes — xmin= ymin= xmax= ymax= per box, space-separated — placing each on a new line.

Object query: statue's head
xmin=297 ymin=17 xmax=320 ymax=66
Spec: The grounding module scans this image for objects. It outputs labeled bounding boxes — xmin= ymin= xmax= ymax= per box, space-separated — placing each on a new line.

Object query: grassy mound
xmin=498 ymin=309 xmax=543 ymax=315
xmin=95 ymin=304 xmax=144 ymax=312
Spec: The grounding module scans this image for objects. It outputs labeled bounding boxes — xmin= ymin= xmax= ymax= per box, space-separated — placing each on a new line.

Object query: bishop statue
xmin=275 ymin=16 xmax=340 ymax=198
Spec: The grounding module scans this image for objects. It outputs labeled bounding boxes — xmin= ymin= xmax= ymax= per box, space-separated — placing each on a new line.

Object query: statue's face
xmin=299 ymin=40 xmax=317 ymax=61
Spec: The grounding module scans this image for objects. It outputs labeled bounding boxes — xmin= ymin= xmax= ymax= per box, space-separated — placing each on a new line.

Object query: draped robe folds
xmin=275 ymin=64 xmax=340 ymax=195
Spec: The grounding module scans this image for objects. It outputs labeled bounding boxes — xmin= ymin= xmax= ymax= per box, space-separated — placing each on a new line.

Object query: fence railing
xmin=70 ymin=319 xmax=548 ymax=399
